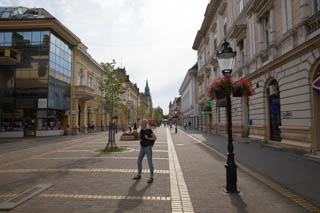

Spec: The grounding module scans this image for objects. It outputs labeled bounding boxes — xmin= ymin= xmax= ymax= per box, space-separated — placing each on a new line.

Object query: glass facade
xmin=48 ymin=33 xmax=72 ymax=110
xmin=0 ymin=31 xmax=72 ymax=134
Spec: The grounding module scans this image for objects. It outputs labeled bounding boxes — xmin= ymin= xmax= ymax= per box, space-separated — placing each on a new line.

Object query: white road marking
xmin=167 ymin=128 xmax=194 ymax=213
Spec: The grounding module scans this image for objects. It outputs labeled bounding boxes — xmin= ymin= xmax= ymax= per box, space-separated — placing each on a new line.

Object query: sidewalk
xmin=169 ymin=127 xmax=314 ymax=212
xmin=177 ymin=127 xmax=320 ymax=209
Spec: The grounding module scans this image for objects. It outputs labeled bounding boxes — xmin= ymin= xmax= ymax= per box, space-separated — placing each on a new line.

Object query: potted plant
xmin=120 ymin=130 xmax=139 ymax=141
xmin=232 ymin=79 xmax=255 ymax=97
xmin=206 ymin=76 xmax=233 ymax=100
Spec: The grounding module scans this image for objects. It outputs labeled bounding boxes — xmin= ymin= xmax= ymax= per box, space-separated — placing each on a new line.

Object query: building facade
xmin=71 ymin=43 xmax=107 ymax=134
xmin=0 ymin=7 xmax=80 ymax=137
xmin=193 ymin=0 xmax=320 ymax=152
xmin=179 ymin=63 xmax=199 ymax=129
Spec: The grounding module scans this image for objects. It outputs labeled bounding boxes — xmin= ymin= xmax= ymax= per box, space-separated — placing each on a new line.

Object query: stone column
xmin=71 ymin=98 xmax=79 ymax=135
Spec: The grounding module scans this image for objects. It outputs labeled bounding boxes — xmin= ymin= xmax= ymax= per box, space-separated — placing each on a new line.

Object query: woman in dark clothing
xmin=132 ymin=119 xmax=157 ymax=183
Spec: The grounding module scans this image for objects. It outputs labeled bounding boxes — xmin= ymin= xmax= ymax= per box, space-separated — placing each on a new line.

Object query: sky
xmin=1 ymin=0 xmax=208 ymax=114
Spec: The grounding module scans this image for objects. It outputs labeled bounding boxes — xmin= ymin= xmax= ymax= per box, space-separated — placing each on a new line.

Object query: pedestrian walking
xmin=184 ymin=122 xmax=187 ymax=130
xmin=132 ymin=119 xmax=157 ymax=183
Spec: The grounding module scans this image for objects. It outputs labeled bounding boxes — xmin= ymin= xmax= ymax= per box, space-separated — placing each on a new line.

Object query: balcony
xmin=73 ymin=85 xmax=97 ymax=101
xmin=0 ymin=47 xmax=21 ymax=65
xmin=307 ymin=12 xmax=320 ymax=34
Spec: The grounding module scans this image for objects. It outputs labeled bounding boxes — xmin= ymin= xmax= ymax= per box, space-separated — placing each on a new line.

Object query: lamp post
xmin=174 ymin=110 xmax=178 ymax=133
xmin=216 ymin=40 xmax=239 ymax=193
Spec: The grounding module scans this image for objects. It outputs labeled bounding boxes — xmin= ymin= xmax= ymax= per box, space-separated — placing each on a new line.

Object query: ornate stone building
xmin=179 ymin=63 xmax=199 ymax=129
xmin=193 ymin=0 xmax=320 ymax=152
xmin=71 ymin=43 xmax=107 ymax=134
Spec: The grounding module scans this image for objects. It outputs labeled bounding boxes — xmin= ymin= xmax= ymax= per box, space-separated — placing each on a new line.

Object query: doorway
xmin=267 ymin=80 xmax=281 ymax=141
xmin=24 ymin=109 xmax=36 ymax=136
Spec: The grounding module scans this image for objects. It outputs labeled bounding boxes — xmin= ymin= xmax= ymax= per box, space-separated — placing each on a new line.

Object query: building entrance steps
xmin=172 ymin=127 xmax=320 ymax=212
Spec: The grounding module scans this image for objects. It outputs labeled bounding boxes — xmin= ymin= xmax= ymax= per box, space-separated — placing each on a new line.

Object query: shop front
xmin=0 ymin=31 xmax=73 ymax=137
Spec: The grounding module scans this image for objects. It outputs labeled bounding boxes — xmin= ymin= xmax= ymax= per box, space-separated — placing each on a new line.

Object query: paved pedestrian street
xmin=0 ymin=126 xmax=317 ymax=212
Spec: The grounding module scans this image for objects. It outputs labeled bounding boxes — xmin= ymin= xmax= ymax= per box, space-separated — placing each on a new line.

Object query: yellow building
xmin=71 ymin=43 xmax=108 ymax=134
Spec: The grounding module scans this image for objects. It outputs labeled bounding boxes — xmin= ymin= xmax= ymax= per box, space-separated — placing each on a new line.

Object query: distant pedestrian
xmin=91 ymin=121 xmax=95 ymax=132
xmin=184 ymin=122 xmax=187 ymax=130
xmin=132 ymin=119 xmax=157 ymax=183
xmin=188 ymin=121 xmax=191 ymax=129
xmin=133 ymin=123 xmax=137 ymax=131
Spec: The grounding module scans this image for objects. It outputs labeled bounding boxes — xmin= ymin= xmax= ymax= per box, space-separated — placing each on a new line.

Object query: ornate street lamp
xmin=216 ymin=40 xmax=238 ymax=193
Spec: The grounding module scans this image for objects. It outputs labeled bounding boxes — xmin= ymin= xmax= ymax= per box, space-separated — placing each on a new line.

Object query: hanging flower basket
xmin=206 ymin=76 xmax=233 ymax=100
xmin=232 ymin=87 xmax=243 ymax=97
xmin=232 ymin=79 xmax=256 ymax=97
xmin=206 ymin=77 xmax=255 ymax=99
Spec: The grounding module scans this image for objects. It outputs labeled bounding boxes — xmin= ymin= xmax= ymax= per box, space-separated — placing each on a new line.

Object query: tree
xmin=153 ymin=110 xmax=163 ymax=122
xmin=99 ymin=60 xmax=127 ymax=150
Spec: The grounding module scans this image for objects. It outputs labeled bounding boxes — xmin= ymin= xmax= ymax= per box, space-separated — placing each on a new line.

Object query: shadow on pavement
xmin=115 ymin=179 xmax=151 ymax=213
xmin=228 ymin=193 xmax=249 ymax=213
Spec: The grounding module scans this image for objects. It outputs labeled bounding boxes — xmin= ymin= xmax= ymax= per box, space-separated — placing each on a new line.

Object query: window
xmin=249 ymin=16 xmax=256 ymax=57
xmin=262 ymin=14 xmax=270 ymax=48
xmin=224 ymin=17 xmax=227 ymax=37
xmin=315 ymin=0 xmax=320 ymax=12
xmin=281 ymin=0 xmax=293 ymax=33
xmin=238 ymin=39 xmax=245 ymax=67
xmin=213 ymin=33 xmax=217 ymax=52
xmin=79 ymin=70 xmax=83 ymax=85
xmin=237 ymin=0 xmax=243 ymax=15
xmin=89 ymin=77 xmax=93 ymax=88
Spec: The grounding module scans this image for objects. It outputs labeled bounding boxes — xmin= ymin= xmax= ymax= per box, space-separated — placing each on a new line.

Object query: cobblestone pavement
xmin=0 ymin=126 xmax=316 ymax=212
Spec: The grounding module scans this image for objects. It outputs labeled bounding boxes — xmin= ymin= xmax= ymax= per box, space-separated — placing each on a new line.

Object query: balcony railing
xmin=307 ymin=12 xmax=320 ymax=34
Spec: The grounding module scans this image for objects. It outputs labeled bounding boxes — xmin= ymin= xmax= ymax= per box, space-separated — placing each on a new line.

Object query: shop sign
xmin=312 ymin=76 xmax=320 ymax=91
xmin=71 ymin=110 xmax=78 ymax=115
xmin=38 ymin=98 xmax=47 ymax=109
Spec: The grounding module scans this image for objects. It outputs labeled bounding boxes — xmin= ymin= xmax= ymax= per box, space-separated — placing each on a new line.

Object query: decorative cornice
xmin=192 ymin=0 xmax=221 ymax=50
xmin=246 ymin=33 xmax=320 ymax=80
xmin=217 ymin=1 xmax=227 ymax=16
xmin=229 ymin=24 xmax=247 ymax=41
xmin=247 ymin=0 xmax=274 ymax=19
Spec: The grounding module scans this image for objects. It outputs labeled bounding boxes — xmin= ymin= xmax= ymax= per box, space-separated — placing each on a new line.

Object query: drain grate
xmin=0 ymin=184 xmax=52 ymax=211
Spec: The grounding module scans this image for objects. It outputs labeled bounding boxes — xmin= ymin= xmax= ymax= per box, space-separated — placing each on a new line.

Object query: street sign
xmin=202 ymin=111 xmax=212 ymax=115
xmin=312 ymin=76 xmax=320 ymax=91
xmin=206 ymin=101 xmax=211 ymax=107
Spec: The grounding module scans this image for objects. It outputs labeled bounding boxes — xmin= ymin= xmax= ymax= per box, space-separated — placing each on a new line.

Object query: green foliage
xmin=153 ymin=110 xmax=163 ymax=121
xmin=122 ymin=131 xmax=139 ymax=136
xmin=99 ymin=60 xmax=128 ymax=117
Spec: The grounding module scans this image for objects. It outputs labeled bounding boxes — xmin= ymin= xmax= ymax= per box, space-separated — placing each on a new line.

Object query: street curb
xmin=180 ymin=131 xmax=320 ymax=213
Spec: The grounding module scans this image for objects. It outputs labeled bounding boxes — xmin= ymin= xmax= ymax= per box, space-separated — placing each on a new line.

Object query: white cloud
xmin=1 ymin=0 xmax=208 ymax=114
